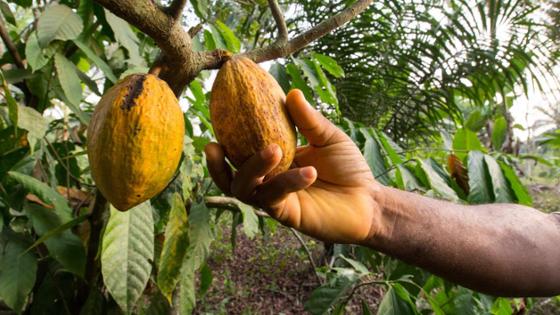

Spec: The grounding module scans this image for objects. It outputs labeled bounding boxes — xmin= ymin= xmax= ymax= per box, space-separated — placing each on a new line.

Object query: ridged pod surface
xmin=210 ymin=57 xmax=296 ymax=176
xmin=87 ymin=74 xmax=184 ymax=211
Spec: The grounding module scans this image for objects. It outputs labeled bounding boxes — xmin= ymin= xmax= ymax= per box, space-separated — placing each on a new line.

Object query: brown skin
xmin=205 ymin=89 xmax=560 ymax=297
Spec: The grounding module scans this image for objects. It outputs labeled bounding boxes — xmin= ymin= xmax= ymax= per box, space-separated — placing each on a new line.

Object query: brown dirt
xmin=194 ymin=225 xmax=322 ymax=314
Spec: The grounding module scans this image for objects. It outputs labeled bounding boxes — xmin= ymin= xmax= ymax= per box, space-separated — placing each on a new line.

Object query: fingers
xmin=205 ymin=143 xmax=233 ymax=194
xmin=286 ymin=89 xmax=348 ymax=147
xmin=254 ymin=166 xmax=317 ymax=209
xmin=230 ymin=144 xmax=282 ymax=202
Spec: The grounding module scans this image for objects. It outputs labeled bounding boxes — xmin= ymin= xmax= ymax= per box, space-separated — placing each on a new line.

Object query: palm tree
xmin=287 ymin=0 xmax=557 ymax=143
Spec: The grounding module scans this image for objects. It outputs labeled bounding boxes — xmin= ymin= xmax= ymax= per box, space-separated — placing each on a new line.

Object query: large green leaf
xmin=17 ymin=105 xmax=48 ymax=150
xmin=484 ymin=155 xmax=514 ymax=203
xmin=491 ymin=116 xmax=507 ymax=151
xmin=54 ymin=53 xmax=83 ymax=107
xmin=376 ymin=286 xmax=416 ymax=315
xmin=498 ymin=161 xmax=532 ymax=206
xmin=419 ymin=159 xmax=459 ymax=201
xmin=0 ymin=1 xmax=15 ymax=25
xmin=73 ymin=39 xmax=117 ymax=83
xmin=305 ymin=269 xmax=361 ymax=315
xmin=104 ymin=9 xmax=142 ymax=65
xmin=361 ymin=129 xmax=391 ymax=185
xmin=25 ymin=32 xmax=52 ymax=72
xmin=0 ymin=232 xmax=37 ymax=313
xmin=24 ymin=203 xmax=86 ymax=276
xmin=467 ymin=151 xmax=494 ymax=204
xmin=453 ymin=128 xmax=484 ymax=160
xmin=8 ymin=171 xmax=72 ymax=221
xmin=178 ymin=202 xmax=214 ymax=314
xmin=214 ymin=20 xmax=240 ymax=53
xmin=101 ymin=203 xmax=154 ymax=313
xmin=237 ymin=201 xmax=259 ymax=239
xmin=312 ymin=53 xmax=345 ymax=78
xmin=37 ymin=4 xmax=83 ymax=47
xmin=157 ymin=194 xmax=189 ymax=302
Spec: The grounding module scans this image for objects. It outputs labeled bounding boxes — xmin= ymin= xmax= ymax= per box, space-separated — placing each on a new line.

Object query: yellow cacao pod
xmin=210 ymin=57 xmax=297 ymax=176
xmin=87 ymin=74 xmax=184 ymax=211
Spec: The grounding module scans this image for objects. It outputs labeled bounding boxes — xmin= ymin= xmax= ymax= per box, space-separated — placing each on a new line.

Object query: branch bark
xmin=267 ymin=0 xmax=288 ymax=43
xmin=241 ymin=0 xmax=373 ymax=63
xmin=94 ymin=0 xmax=205 ymax=95
xmin=165 ymin=0 xmax=188 ymax=20
xmin=0 ymin=17 xmax=24 ymax=68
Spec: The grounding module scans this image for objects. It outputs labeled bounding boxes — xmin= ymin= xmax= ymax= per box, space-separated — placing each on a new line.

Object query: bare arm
xmin=205 ymin=89 xmax=560 ymax=297
xmin=368 ymin=186 xmax=560 ymax=296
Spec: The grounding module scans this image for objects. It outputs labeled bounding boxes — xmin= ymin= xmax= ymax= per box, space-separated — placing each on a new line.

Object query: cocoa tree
xmin=0 ymin=0 xmax=555 ymax=314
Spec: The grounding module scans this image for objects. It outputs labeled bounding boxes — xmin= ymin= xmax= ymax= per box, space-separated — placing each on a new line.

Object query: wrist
xmin=363 ymin=184 xmax=399 ymax=249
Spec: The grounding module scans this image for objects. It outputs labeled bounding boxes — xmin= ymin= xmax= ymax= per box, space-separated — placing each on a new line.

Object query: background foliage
xmin=0 ymin=0 xmax=558 ymax=314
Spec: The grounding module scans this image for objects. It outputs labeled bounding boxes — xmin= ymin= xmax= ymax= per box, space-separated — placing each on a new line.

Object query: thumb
xmin=286 ymin=89 xmax=348 ymax=147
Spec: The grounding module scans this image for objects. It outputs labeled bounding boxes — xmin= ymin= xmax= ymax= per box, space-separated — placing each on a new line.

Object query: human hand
xmin=205 ymin=89 xmax=382 ymax=244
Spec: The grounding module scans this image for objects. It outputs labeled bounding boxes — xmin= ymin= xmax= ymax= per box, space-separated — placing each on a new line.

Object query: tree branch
xmin=94 ymin=0 xmax=203 ymax=95
xmin=290 ymin=228 xmax=323 ymax=284
xmin=204 ymin=195 xmax=269 ymax=217
xmin=165 ymin=0 xmax=188 ymax=20
xmin=267 ymin=0 xmax=288 ymax=43
xmin=241 ymin=0 xmax=373 ymax=63
xmin=0 ymin=16 xmax=25 ymax=68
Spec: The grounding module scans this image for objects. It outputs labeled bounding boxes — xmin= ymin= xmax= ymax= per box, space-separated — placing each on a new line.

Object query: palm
xmin=274 ymin=139 xmax=379 ymax=243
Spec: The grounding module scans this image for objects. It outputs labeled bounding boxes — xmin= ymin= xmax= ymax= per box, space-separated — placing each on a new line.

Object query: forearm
xmin=367 ymin=186 xmax=560 ymax=297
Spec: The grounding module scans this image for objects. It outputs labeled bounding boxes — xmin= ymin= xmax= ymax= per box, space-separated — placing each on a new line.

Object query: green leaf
xmin=3 ymin=68 xmax=33 ymax=84
xmin=73 ymin=39 xmax=117 ymax=82
xmin=8 ymin=171 xmax=72 ymax=221
xmin=25 ymin=212 xmax=89 ymax=253
xmin=376 ymin=287 xmax=415 ymax=315
xmin=269 ymin=63 xmax=291 ymax=93
xmin=157 ymin=194 xmax=189 ymax=302
xmin=304 ymin=275 xmax=357 ymax=315
xmin=0 ymin=232 xmax=37 ymax=313
xmin=484 ymin=155 xmax=514 ymax=203
xmin=37 ymin=4 xmax=83 ymax=47
xmin=0 ymin=1 xmax=16 ymax=25
xmin=467 ymin=151 xmax=494 ymax=204
xmin=54 ymin=53 xmax=82 ymax=107
xmin=419 ymin=159 xmax=459 ymax=201
xmin=0 ymin=72 xmax=18 ymax=130
xmin=286 ymin=63 xmax=313 ymax=101
xmin=491 ymin=298 xmax=513 ymax=315
xmin=453 ymin=128 xmax=484 ymax=160
xmin=362 ymin=300 xmax=373 ymax=315
xmin=208 ymin=25 xmax=227 ymax=50
xmin=25 ymin=32 xmax=51 ymax=72
xmin=498 ymin=161 xmax=532 ymax=206
xmin=491 ymin=116 xmax=507 ymax=151
xmin=198 ymin=264 xmax=213 ymax=296
xmin=18 ymin=105 xmax=48 ymax=150
xmin=190 ymin=0 xmax=208 ymax=19
xmin=361 ymin=129 xmax=391 ymax=185
xmin=203 ymin=29 xmax=216 ymax=50
xmin=24 ymin=203 xmax=86 ymax=276
xmin=238 ymin=201 xmax=259 ymax=239
xmin=465 ymin=109 xmax=487 ymax=132
xmin=178 ymin=202 xmax=214 ymax=314
xmin=104 ymin=9 xmax=142 ymax=65
xmin=101 ymin=203 xmax=154 ymax=314
xmin=313 ymin=53 xmax=345 ymax=78
xmin=215 ymin=20 xmax=240 ymax=53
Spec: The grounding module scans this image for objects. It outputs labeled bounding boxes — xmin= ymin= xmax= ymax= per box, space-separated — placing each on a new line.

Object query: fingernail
xmin=300 ymin=167 xmax=316 ymax=179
